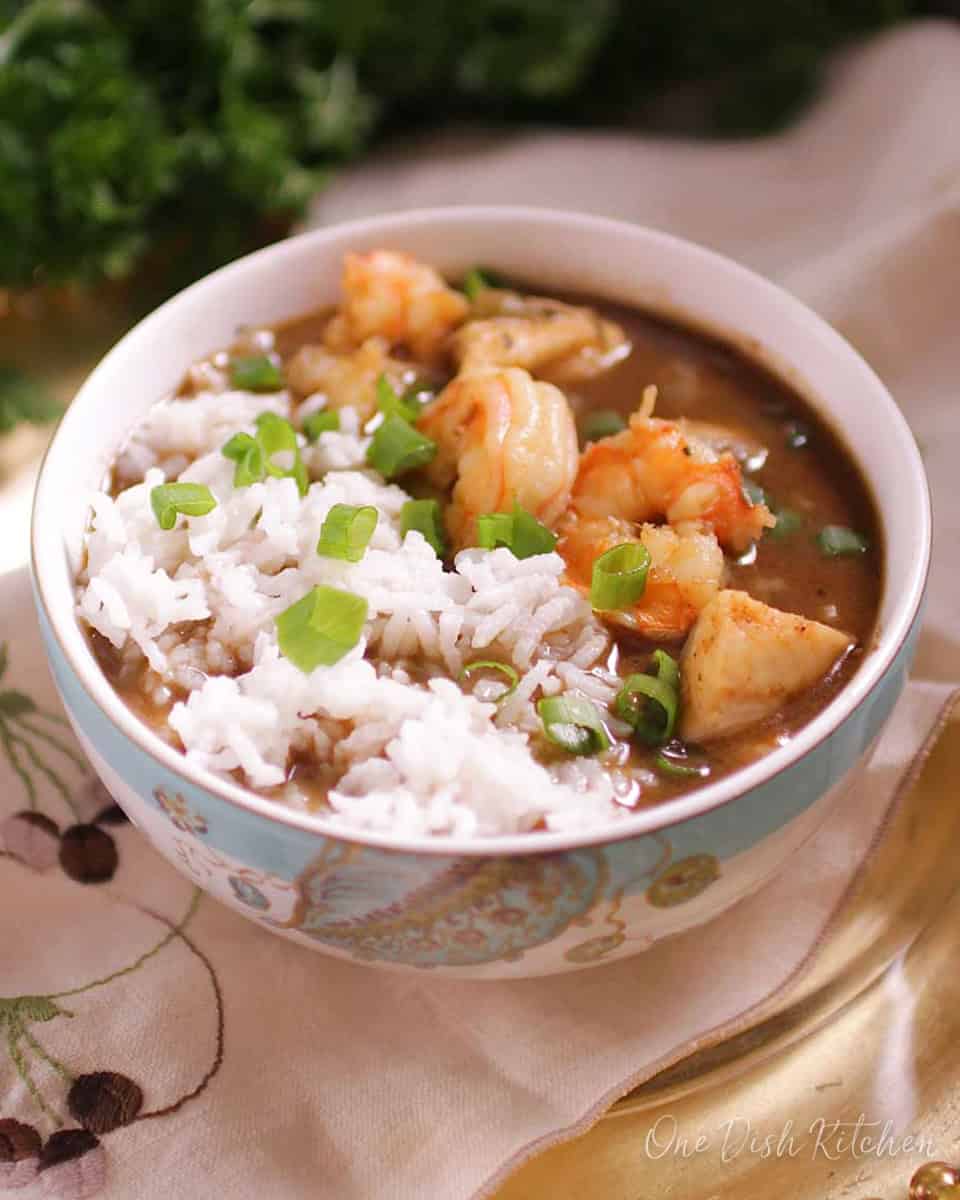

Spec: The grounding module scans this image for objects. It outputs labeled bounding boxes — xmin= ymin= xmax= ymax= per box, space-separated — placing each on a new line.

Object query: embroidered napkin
xmin=2 ymin=20 xmax=959 ymax=1200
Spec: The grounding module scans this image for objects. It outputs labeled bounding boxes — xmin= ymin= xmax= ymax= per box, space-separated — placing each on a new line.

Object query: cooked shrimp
xmin=455 ymin=291 xmax=630 ymax=383
xmin=417 ymin=367 xmax=579 ymax=550
xmin=680 ymin=590 xmax=854 ymax=741
xmin=677 ymin=420 xmax=768 ymax=473
xmin=559 ymin=516 xmax=724 ymax=640
xmin=287 ymin=337 xmax=415 ymax=421
xmin=324 ymin=250 xmax=469 ymax=362
xmin=570 ymin=388 xmax=774 ymax=552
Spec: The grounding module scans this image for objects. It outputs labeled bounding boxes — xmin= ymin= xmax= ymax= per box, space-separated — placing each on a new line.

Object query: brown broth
xmin=559 ymin=299 xmax=880 ymax=796
xmin=94 ymin=288 xmax=882 ymax=814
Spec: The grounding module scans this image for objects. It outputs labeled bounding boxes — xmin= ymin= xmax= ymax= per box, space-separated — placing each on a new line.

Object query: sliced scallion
xmin=651 ymin=648 xmax=680 ymax=691
xmin=459 ymin=659 xmax=520 ymax=703
xmin=655 ymin=751 xmax=710 ymax=778
xmin=741 ymin=477 xmax=768 ymax=507
xmin=537 ymin=695 xmax=611 ymax=757
xmin=400 ymin=498 xmax=446 ymax=557
xmin=316 ymin=504 xmax=378 ymax=563
xmin=511 ymin=504 xmax=557 ymax=558
xmin=477 ymin=511 xmax=516 ymax=552
xmin=817 ymin=525 xmax=869 ymax=557
xmin=150 ymin=482 xmax=217 ymax=530
xmin=303 ymin=409 xmax=340 ymax=441
xmin=476 ymin=503 xmax=557 ymax=559
xmin=222 ymin=431 xmax=265 ymax=488
xmin=767 ymin=507 xmax=803 ymax=540
xmin=230 ymin=355 xmax=284 ymax=392
xmin=255 ymin=411 xmax=308 ymax=495
xmin=581 ymin=409 xmax=626 ymax=444
xmin=376 ymin=373 xmax=422 ymax=423
xmin=366 ymin=413 xmax=437 ymax=479
xmin=475 ymin=508 xmax=559 ymax=559
xmin=615 ymin=675 xmax=677 ymax=745
xmin=276 ymin=585 xmax=368 ymax=672
xmin=463 ymin=267 xmax=501 ymax=301
xmin=614 ymin=650 xmax=681 ymax=745
xmin=590 ymin=542 xmax=651 ymax=611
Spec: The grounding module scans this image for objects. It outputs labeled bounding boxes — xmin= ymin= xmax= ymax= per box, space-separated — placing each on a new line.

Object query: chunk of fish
xmin=680 ymin=589 xmax=854 ymax=742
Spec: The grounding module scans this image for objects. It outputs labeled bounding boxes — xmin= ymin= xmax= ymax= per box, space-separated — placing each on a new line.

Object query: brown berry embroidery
xmin=58 ymin=826 xmax=118 ymax=884
xmin=68 ymin=1074 xmax=143 ymax=1135
xmin=38 ymin=1130 xmax=106 ymax=1199
xmin=0 ymin=642 xmax=125 ymax=884
xmin=0 ymin=1118 xmax=42 ymax=1189
xmin=1 ymin=811 xmax=60 ymax=871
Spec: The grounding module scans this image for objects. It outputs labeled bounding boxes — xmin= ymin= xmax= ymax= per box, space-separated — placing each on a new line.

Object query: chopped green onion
xmin=303 ymin=410 xmax=340 ymax=441
xmin=590 ymin=542 xmax=651 ymax=611
xmin=615 ymin=675 xmax=677 ymax=745
xmin=405 ymin=377 xmax=438 ymax=408
xmin=511 ymin=504 xmax=557 ymax=558
xmin=150 ymin=482 xmax=217 ymax=530
xmin=255 ymin=410 xmax=297 ymax=469
xmin=655 ymin=751 xmax=710 ymax=778
xmin=255 ymin=411 xmax=308 ymax=495
xmin=475 ymin=504 xmax=557 ymax=559
xmin=463 ymin=267 xmax=502 ymax=301
xmin=376 ymin=373 xmax=422 ymax=423
xmin=614 ymin=650 xmax=680 ymax=745
xmin=741 ymin=477 xmax=768 ymax=507
xmin=537 ymin=695 xmax=611 ymax=756
xmin=581 ymin=409 xmax=626 ymax=444
xmin=400 ymin=498 xmax=446 ymax=557
xmin=767 ymin=507 xmax=803 ymax=540
xmin=477 ymin=512 xmax=516 ymax=551
xmin=785 ymin=421 xmax=810 ymax=450
xmin=222 ymin=432 xmax=265 ymax=488
xmin=366 ymin=413 xmax=437 ymax=479
xmin=316 ymin=504 xmax=378 ymax=563
xmin=230 ymin=355 xmax=284 ymax=392
xmin=459 ymin=659 xmax=520 ymax=703
xmin=276 ymin=585 xmax=368 ymax=672
xmin=817 ymin=525 xmax=869 ymax=557
xmin=651 ymin=648 xmax=680 ymax=691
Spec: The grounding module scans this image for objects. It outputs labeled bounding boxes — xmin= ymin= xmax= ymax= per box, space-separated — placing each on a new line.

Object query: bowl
xmin=31 ymin=207 xmax=930 ymax=978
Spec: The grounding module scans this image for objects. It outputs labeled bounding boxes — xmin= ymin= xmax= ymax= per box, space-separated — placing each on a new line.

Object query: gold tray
xmin=496 ymin=697 xmax=960 ymax=1198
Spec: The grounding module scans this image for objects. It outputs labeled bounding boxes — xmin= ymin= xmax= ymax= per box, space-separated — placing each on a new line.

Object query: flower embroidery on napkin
xmin=0 ymin=644 xmax=124 ymax=885
xmin=0 ymin=644 xmax=226 ymax=1198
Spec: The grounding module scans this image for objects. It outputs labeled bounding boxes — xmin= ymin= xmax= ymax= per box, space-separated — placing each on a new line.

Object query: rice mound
xmin=78 ymin=386 xmax=642 ymax=837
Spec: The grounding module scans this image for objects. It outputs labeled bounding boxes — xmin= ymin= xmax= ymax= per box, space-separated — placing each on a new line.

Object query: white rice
xmin=78 ymin=386 xmax=642 ymax=837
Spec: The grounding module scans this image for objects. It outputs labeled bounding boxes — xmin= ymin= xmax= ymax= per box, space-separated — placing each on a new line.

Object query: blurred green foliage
xmin=0 ymin=0 xmax=943 ymax=291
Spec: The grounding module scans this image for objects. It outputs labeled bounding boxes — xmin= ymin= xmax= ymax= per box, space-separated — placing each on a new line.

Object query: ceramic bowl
xmin=31 ymin=208 xmax=930 ymax=977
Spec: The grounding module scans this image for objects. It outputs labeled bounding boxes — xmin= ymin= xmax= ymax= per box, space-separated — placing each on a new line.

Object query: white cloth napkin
xmin=2 ymin=21 xmax=958 ymax=1200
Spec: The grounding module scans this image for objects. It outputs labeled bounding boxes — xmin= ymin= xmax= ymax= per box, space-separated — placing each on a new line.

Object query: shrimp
xmin=676 ymin=420 xmax=768 ymax=473
xmin=287 ymin=337 xmax=417 ymax=421
xmin=570 ymin=388 xmax=774 ymax=553
xmin=417 ymin=367 xmax=579 ymax=550
xmin=455 ymin=291 xmax=630 ymax=383
xmin=324 ymin=250 xmax=469 ymax=362
xmin=559 ymin=516 xmax=724 ymax=640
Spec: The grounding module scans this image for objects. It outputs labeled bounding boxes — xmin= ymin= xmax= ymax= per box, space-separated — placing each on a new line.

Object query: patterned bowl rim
xmin=32 ymin=206 xmax=932 ymax=858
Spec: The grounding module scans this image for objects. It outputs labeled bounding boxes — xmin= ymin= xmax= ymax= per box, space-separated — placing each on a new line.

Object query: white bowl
xmin=32 ymin=208 xmax=930 ymax=977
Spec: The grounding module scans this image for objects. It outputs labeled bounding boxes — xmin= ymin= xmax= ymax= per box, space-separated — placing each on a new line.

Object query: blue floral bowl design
xmin=31 ymin=209 xmax=930 ymax=977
